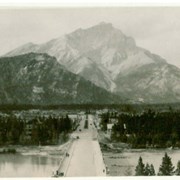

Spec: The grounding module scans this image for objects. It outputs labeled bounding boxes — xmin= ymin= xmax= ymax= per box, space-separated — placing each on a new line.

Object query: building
xmin=107 ymin=123 xmax=114 ymax=134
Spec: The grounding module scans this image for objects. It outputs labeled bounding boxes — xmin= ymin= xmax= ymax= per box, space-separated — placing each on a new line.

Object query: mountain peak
xmin=98 ymin=21 xmax=113 ymax=26
xmin=89 ymin=22 xmax=113 ymax=31
xmin=70 ymin=22 xmax=114 ymax=36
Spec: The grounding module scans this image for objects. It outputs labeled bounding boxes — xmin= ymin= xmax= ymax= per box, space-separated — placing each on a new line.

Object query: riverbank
xmin=0 ymin=141 xmax=70 ymax=156
xmin=98 ymin=130 xmax=180 ymax=176
xmin=102 ymin=148 xmax=180 ymax=176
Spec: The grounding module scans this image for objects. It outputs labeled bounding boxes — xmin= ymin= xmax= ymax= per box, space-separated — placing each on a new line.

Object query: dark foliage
xmin=102 ymin=109 xmax=180 ymax=148
xmin=0 ymin=114 xmax=72 ymax=145
xmin=158 ymin=153 xmax=175 ymax=176
xmin=175 ymin=161 xmax=180 ymax=175
xmin=144 ymin=163 xmax=156 ymax=176
xmin=135 ymin=156 xmax=145 ymax=175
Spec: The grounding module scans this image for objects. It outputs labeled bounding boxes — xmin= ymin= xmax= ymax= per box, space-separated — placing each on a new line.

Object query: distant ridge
xmin=0 ymin=53 xmax=123 ymax=105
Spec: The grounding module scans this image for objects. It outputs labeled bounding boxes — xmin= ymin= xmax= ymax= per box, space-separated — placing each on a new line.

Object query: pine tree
xmin=144 ymin=163 xmax=151 ymax=175
xmin=149 ymin=164 xmax=156 ymax=175
xmin=175 ymin=161 xmax=180 ymax=175
xmin=135 ymin=156 xmax=145 ymax=176
xmin=158 ymin=153 xmax=175 ymax=176
xmin=144 ymin=163 xmax=156 ymax=176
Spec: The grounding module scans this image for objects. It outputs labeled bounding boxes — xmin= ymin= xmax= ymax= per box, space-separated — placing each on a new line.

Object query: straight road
xmin=58 ymin=114 xmax=106 ymax=177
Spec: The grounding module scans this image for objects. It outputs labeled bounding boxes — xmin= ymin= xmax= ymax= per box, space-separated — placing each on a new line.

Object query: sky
xmin=0 ymin=7 xmax=180 ymax=67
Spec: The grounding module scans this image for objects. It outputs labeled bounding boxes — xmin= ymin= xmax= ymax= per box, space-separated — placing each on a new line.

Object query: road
xmin=58 ymin=114 xmax=106 ymax=177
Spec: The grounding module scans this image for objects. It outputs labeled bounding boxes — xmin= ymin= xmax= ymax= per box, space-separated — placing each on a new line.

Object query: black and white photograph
xmin=1 ymin=1 xmax=180 ymax=177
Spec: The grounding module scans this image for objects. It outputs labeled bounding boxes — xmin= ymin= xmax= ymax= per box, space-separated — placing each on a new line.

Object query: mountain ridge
xmin=4 ymin=22 xmax=180 ymax=103
xmin=0 ymin=52 xmax=124 ymax=105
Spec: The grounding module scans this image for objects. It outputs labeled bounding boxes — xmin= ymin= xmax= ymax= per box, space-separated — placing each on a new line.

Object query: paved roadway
xmin=58 ymin=114 xmax=106 ymax=177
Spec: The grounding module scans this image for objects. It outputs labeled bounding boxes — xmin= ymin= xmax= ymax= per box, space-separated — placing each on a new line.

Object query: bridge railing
xmin=52 ymin=138 xmax=74 ymax=177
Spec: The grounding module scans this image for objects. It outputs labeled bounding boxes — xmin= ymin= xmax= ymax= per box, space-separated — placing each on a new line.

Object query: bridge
xmin=55 ymin=114 xmax=106 ymax=177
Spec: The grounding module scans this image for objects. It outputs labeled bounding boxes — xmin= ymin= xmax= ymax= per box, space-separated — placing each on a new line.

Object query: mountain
xmin=115 ymin=63 xmax=180 ymax=103
xmin=0 ymin=53 xmax=122 ymax=105
xmin=5 ymin=22 xmax=180 ymax=103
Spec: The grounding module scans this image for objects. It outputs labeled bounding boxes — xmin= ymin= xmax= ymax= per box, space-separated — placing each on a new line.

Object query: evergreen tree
xmin=149 ymin=164 xmax=156 ymax=176
xmin=158 ymin=153 xmax=175 ymax=176
xmin=144 ymin=163 xmax=156 ymax=176
xmin=175 ymin=160 xmax=180 ymax=175
xmin=144 ymin=163 xmax=151 ymax=175
xmin=135 ymin=156 xmax=145 ymax=176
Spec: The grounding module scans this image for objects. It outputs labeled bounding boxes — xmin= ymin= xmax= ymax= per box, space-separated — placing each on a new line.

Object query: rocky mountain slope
xmin=115 ymin=63 xmax=180 ymax=103
xmin=0 ymin=53 xmax=122 ymax=104
xmin=5 ymin=22 xmax=180 ymax=103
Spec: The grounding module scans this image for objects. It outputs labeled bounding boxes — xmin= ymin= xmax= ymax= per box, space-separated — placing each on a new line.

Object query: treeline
xmin=135 ymin=153 xmax=180 ymax=176
xmin=0 ymin=104 xmax=123 ymax=111
xmin=101 ymin=110 xmax=180 ymax=148
xmin=0 ymin=114 xmax=73 ymax=145
xmin=1 ymin=103 xmax=180 ymax=112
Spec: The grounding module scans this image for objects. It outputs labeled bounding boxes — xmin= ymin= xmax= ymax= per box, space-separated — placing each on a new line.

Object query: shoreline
xmin=0 ymin=141 xmax=70 ymax=156
xmin=101 ymin=146 xmax=180 ymax=176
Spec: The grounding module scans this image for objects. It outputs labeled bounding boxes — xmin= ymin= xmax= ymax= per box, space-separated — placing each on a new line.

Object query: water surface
xmin=103 ymin=149 xmax=180 ymax=176
xmin=0 ymin=153 xmax=60 ymax=177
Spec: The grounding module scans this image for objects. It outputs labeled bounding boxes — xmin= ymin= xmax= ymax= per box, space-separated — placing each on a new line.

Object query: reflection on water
xmin=0 ymin=154 xmax=60 ymax=177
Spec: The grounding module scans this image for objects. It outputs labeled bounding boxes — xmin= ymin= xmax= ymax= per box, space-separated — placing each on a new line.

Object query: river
xmin=0 ymin=154 xmax=60 ymax=177
xmin=0 ymin=144 xmax=69 ymax=177
xmin=1 ymin=145 xmax=180 ymax=176
xmin=103 ymin=148 xmax=180 ymax=176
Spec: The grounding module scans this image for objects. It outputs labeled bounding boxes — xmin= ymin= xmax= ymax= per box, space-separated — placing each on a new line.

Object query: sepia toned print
xmin=0 ymin=7 xmax=180 ymax=177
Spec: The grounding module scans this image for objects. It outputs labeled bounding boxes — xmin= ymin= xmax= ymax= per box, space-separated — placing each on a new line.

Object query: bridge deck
xmin=57 ymin=114 xmax=106 ymax=177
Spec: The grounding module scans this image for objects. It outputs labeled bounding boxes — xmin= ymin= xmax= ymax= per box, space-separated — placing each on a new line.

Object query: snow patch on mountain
xmin=38 ymin=37 xmax=80 ymax=66
xmin=69 ymin=57 xmax=93 ymax=74
xmin=111 ymin=50 xmax=155 ymax=79
xmin=68 ymin=56 xmax=116 ymax=91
